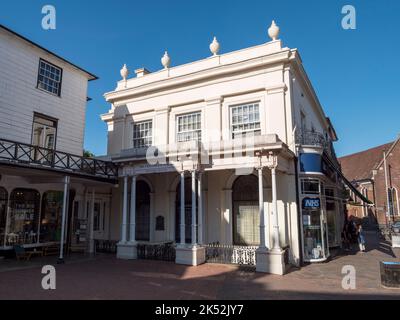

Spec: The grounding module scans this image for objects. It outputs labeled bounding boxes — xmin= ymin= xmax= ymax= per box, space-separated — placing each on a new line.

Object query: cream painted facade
xmin=102 ymin=22 xmax=345 ymax=274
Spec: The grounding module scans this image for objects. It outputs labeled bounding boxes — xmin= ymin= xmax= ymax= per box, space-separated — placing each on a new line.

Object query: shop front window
xmin=40 ymin=191 xmax=63 ymax=243
xmin=7 ymin=189 xmax=40 ymax=245
xmin=301 ymin=178 xmax=329 ymax=262
xmin=0 ymin=187 xmax=8 ymax=246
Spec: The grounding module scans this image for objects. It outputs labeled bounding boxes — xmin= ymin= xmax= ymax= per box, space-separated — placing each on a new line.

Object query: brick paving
xmin=0 ymin=231 xmax=399 ymax=300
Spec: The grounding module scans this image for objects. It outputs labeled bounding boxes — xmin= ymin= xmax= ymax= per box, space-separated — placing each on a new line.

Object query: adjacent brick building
xmin=339 ymin=137 xmax=400 ymax=226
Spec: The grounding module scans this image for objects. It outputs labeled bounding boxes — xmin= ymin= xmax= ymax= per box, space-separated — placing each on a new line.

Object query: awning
xmin=322 ymin=153 xmax=373 ymax=204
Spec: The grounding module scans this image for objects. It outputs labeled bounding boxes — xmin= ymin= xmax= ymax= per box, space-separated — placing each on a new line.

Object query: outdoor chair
xmin=13 ymin=245 xmax=43 ymax=261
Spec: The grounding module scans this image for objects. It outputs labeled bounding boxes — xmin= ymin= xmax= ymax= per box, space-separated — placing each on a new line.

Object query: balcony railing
xmin=116 ymin=134 xmax=283 ymax=161
xmin=0 ymin=138 xmax=118 ymax=180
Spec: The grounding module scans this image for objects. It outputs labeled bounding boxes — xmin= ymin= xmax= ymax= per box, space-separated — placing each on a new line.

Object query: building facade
xmin=340 ymin=138 xmax=400 ymax=227
xmin=0 ymin=25 xmax=117 ymax=259
xmin=101 ymin=21 xmax=352 ymax=274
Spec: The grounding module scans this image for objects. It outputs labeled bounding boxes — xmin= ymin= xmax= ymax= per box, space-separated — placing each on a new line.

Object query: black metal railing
xmin=205 ymin=243 xmax=257 ymax=268
xmin=137 ymin=242 xmax=176 ymax=261
xmin=295 ymin=131 xmax=339 ymax=165
xmin=94 ymin=240 xmax=118 ymax=254
xmin=295 ymin=130 xmax=328 ymax=149
xmin=0 ymin=138 xmax=118 ymax=180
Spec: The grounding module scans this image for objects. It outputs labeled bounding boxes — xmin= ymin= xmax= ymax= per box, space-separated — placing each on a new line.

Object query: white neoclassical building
xmin=101 ymin=21 xmax=361 ymax=274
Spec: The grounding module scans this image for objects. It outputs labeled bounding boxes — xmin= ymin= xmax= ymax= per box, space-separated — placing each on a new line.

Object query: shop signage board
xmin=302 ymin=197 xmax=321 ymax=209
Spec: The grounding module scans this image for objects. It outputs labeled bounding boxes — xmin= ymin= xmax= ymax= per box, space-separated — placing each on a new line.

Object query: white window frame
xmin=230 ymin=102 xmax=261 ymax=139
xmin=37 ymin=59 xmax=62 ymax=96
xmin=176 ymin=112 xmax=201 ymax=142
xmin=132 ymin=120 xmax=153 ymax=148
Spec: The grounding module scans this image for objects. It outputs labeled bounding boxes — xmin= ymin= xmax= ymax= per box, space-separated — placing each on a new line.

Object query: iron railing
xmin=0 ymin=138 xmax=118 ymax=180
xmin=295 ymin=130 xmax=339 ymax=165
xmin=94 ymin=240 xmax=118 ymax=254
xmin=205 ymin=243 xmax=257 ymax=267
xmin=137 ymin=242 xmax=176 ymax=261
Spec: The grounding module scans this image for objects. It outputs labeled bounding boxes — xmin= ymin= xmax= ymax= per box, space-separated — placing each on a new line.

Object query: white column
xmin=258 ymin=168 xmax=267 ymax=249
xmin=121 ymin=175 xmax=128 ymax=243
xmin=197 ymin=172 xmax=203 ymax=245
xmin=58 ymin=176 xmax=70 ymax=263
xmin=89 ymin=189 xmax=95 ymax=253
xmin=271 ymin=167 xmax=280 ymax=250
xmin=180 ymin=171 xmax=185 ymax=245
xmin=129 ymin=175 xmax=136 ymax=243
xmin=191 ymin=170 xmax=197 ymax=246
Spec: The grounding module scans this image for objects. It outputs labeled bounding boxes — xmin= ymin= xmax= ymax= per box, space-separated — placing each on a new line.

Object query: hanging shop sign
xmin=302 ymin=197 xmax=321 ymax=209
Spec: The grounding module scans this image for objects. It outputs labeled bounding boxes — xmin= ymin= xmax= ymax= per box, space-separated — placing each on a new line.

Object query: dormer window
xmin=37 ymin=59 xmax=62 ymax=96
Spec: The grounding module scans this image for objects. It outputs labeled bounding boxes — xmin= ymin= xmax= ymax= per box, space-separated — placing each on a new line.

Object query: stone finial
xmin=120 ymin=64 xmax=129 ymax=81
xmin=161 ymin=51 xmax=171 ymax=69
xmin=209 ymin=36 xmax=220 ymax=56
xmin=268 ymin=20 xmax=280 ymax=41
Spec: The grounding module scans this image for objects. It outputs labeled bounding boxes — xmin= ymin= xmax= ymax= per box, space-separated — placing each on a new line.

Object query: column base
xmin=116 ymin=242 xmax=137 ymax=260
xmin=175 ymin=245 xmax=205 ymax=266
xmin=256 ymin=247 xmax=287 ymax=275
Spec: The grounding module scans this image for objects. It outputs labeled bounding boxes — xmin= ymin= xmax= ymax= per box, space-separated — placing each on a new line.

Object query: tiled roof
xmin=339 ymin=142 xmax=394 ymax=182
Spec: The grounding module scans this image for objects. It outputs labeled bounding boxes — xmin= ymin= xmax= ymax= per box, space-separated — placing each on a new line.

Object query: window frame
xmin=176 ymin=111 xmax=202 ymax=143
xmin=230 ymin=102 xmax=261 ymax=139
xmin=31 ymin=112 xmax=58 ymax=150
xmin=132 ymin=120 xmax=153 ymax=149
xmin=36 ymin=58 xmax=63 ymax=97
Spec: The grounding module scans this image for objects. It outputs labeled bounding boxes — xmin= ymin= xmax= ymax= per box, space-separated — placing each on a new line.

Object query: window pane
xmin=37 ymin=60 xmax=62 ymax=96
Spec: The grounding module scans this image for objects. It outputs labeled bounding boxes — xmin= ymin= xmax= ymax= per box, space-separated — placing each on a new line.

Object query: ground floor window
xmin=303 ymin=208 xmax=325 ymax=260
xmin=232 ymin=175 xmax=259 ymax=246
xmin=40 ymin=191 xmax=63 ymax=243
xmin=7 ymin=189 xmax=40 ymax=245
xmin=0 ymin=187 xmax=8 ymax=246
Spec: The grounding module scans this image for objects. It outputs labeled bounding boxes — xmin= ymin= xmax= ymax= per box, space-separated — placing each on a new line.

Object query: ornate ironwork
xmin=94 ymin=240 xmax=117 ymax=254
xmin=137 ymin=242 xmax=176 ymax=262
xmin=205 ymin=243 xmax=257 ymax=268
xmin=0 ymin=138 xmax=118 ymax=180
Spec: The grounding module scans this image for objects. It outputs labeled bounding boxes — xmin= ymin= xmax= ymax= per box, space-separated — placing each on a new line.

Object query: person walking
xmin=357 ymin=224 xmax=366 ymax=252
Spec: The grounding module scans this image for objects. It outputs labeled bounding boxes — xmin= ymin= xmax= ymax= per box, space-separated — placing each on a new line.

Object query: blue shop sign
xmin=302 ymin=197 xmax=321 ymax=209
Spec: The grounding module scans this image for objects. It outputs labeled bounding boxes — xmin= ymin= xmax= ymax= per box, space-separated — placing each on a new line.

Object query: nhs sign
xmin=302 ymin=197 xmax=321 ymax=209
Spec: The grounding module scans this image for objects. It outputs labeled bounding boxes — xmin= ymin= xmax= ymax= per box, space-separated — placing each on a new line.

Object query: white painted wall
xmin=0 ymin=27 xmax=92 ymax=155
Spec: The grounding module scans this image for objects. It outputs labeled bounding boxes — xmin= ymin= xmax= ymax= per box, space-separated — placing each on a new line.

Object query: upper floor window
xmin=133 ymin=120 xmax=152 ymax=148
xmin=37 ymin=59 xmax=62 ymax=96
xmin=231 ymin=103 xmax=261 ymax=139
xmin=301 ymin=179 xmax=320 ymax=195
xmin=32 ymin=113 xmax=57 ymax=150
xmin=176 ymin=112 xmax=201 ymax=142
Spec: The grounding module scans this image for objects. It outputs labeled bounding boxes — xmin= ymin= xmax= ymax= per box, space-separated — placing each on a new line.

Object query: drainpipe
xmin=294 ymin=156 xmax=304 ymax=266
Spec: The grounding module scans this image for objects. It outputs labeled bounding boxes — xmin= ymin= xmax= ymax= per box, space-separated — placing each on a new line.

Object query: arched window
xmin=136 ymin=180 xmax=151 ymax=241
xmin=0 ymin=187 xmax=8 ymax=246
xmin=8 ymin=188 xmax=40 ymax=245
xmin=175 ymin=177 xmax=198 ymax=244
xmin=232 ymin=175 xmax=259 ymax=246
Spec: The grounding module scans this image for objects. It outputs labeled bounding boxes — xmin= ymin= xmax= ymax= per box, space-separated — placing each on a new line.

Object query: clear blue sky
xmin=1 ymin=0 xmax=399 ymax=157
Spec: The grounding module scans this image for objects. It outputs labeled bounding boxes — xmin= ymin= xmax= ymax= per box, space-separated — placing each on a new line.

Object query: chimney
xmin=135 ymin=68 xmax=150 ymax=77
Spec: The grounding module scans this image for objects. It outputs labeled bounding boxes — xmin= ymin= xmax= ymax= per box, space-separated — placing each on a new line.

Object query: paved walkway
xmin=0 ymin=231 xmax=399 ymax=299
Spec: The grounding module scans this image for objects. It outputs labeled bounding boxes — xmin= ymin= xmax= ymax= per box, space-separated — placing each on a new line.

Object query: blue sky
xmin=1 ymin=0 xmax=399 ymax=157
